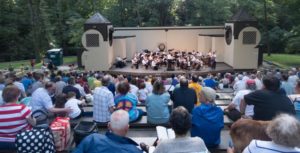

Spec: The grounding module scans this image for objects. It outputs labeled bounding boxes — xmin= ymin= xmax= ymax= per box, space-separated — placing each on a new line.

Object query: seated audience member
xmin=241 ymin=76 xmax=295 ymax=121
xmin=288 ymin=80 xmax=300 ymax=120
xmin=243 ymin=114 xmax=300 ymax=153
xmin=62 ymin=77 xmax=81 ymax=99
xmin=54 ymin=76 xmax=67 ymax=96
xmin=146 ymin=80 xmax=170 ymax=124
xmin=188 ymin=75 xmax=202 ymax=106
xmin=65 ymin=92 xmax=85 ymax=119
xmin=203 ymin=74 xmax=217 ymax=89
xmin=233 ymin=74 xmax=246 ymax=95
xmin=171 ymin=77 xmax=197 ymax=113
xmin=281 ymin=74 xmax=294 ymax=95
xmin=30 ymin=82 xmax=71 ymax=115
xmin=191 ymin=87 xmax=224 ymax=148
xmin=227 ymin=119 xmax=270 ymax=153
xmin=224 ymin=79 xmax=256 ymax=121
xmin=54 ymin=94 xmax=67 ymax=117
xmin=0 ymin=86 xmax=36 ymax=150
xmin=114 ymin=81 xmax=144 ymax=122
xmin=93 ymin=76 xmax=115 ymax=123
xmin=137 ymin=82 xmax=148 ymax=103
xmin=154 ymin=106 xmax=208 ymax=153
xmin=73 ymin=110 xmax=143 ymax=153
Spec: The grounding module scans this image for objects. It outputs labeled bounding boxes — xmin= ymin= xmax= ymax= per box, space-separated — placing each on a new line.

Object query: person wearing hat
xmin=191 ymin=87 xmax=224 ymax=148
xmin=224 ymin=79 xmax=256 ymax=121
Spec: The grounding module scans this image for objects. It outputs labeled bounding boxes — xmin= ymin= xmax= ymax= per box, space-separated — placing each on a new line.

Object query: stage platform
xmin=106 ymin=62 xmax=234 ymax=77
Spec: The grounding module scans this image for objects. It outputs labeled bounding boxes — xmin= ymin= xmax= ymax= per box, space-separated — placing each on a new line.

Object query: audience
xmin=188 ymin=75 xmax=202 ymax=106
xmin=0 ymin=85 xmax=36 ymax=150
xmin=243 ymin=114 xmax=300 ymax=153
xmin=288 ymin=80 xmax=300 ymax=120
xmin=30 ymin=82 xmax=71 ymax=115
xmin=115 ymin=81 xmax=144 ymax=122
xmin=241 ymin=76 xmax=295 ymax=120
xmin=73 ymin=110 xmax=143 ymax=153
xmin=54 ymin=76 xmax=67 ymax=96
xmin=65 ymin=92 xmax=84 ymax=119
xmin=171 ymin=77 xmax=197 ymax=113
xmin=154 ymin=106 xmax=209 ymax=153
xmin=225 ymin=79 xmax=256 ymax=121
xmin=137 ymin=82 xmax=148 ymax=103
xmin=62 ymin=77 xmax=81 ymax=99
xmin=146 ymin=80 xmax=170 ymax=124
xmin=93 ymin=75 xmax=115 ymax=123
xmin=1 ymin=64 xmax=299 ymax=152
xmin=191 ymin=87 xmax=224 ymax=148
xmin=281 ymin=74 xmax=294 ymax=95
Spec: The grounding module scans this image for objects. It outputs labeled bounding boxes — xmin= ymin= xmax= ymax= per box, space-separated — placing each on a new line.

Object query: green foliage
xmin=1 ymin=0 xmax=300 ymax=62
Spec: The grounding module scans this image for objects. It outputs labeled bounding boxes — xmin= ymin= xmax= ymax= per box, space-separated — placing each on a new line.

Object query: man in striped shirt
xmin=0 ymin=85 xmax=36 ymax=149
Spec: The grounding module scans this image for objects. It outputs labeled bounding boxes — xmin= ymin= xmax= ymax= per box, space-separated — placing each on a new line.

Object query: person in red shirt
xmin=0 ymin=85 xmax=36 ymax=150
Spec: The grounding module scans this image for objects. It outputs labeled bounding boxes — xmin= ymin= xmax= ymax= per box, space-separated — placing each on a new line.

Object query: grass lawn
xmin=0 ymin=56 xmax=77 ymax=70
xmin=263 ymin=54 xmax=300 ymax=69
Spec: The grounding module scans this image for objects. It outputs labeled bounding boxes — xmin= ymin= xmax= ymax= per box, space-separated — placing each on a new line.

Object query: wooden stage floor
xmin=106 ymin=62 xmax=234 ymax=76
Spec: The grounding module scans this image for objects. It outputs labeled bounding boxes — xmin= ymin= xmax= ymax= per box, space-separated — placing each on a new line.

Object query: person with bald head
xmin=73 ymin=110 xmax=143 ymax=153
xmin=171 ymin=77 xmax=197 ymax=113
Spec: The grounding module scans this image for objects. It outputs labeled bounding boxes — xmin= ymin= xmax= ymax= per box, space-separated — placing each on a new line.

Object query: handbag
xmin=225 ymin=108 xmax=241 ymax=121
xmin=15 ymin=127 xmax=55 ymax=153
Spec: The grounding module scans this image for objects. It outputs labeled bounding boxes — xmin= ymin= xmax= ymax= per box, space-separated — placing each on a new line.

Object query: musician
xmin=142 ymin=57 xmax=149 ymax=69
xmin=151 ymin=59 xmax=158 ymax=70
xmin=131 ymin=54 xmax=139 ymax=69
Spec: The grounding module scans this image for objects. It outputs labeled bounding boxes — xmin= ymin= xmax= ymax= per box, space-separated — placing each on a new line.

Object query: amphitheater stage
xmin=106 ymin=62 xmax=234 ymax=77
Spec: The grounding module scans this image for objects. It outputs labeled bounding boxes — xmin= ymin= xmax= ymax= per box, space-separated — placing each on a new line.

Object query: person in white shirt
xmin=129 ymin=78 xmax=139 ymax=97
xmin=243 ymin=114 xmax=300 ymax=153
xmin=74 ymin=82 xmax=87 ymax=97
xmin=233 ymin=75 xmax=246 ymax=95
xmin=144 ymin=76 xmax=153 ymax=93
xmin=65 ymin=92 xmax=85 ymax=119
xmin=288 ymin=70 xmax=299 ymax=91
xmin=225 ymin=79 xmax=256 ymax=120
xmin=137 ymin=82 xmax=148 ymax=103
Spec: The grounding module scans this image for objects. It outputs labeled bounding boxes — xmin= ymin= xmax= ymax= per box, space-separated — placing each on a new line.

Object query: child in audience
xmin=65 ymin=92 xmax=85 ymax=119
xmin=55 ymin=94 xmax=67 ymax=117
xmin=137 ymin=82 xmax=148 ymax=103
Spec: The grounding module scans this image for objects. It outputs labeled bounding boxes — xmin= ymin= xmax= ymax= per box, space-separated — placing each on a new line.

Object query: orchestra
xmin=129 ymin=49 xmax=217 ymax=71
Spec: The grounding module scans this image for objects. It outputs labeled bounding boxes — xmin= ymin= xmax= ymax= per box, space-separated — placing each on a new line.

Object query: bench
xmin=77 ymin=112 xmax=233 ymax=129
xmin=216 ymin=93 xmax=233 ymax=100
xmin=215 ymin=100 xmax=231 ymax=106
xmin=216 ymin=88 xmax=234 ymax=93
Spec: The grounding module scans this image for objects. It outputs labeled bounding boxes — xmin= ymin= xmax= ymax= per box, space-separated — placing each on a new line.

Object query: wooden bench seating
xmin=216 ymin=93 xmax=233 ymax=100
xmin=74 ymin=113 xmax=233 ymax=130
xmin=215 ymin=100 xmax=231 ymax=106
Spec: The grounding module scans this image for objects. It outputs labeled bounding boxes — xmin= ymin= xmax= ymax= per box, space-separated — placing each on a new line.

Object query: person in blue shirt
xmin=73 ymin=110 xmax=143 ymax=153
xmin=146 ymin=80 xmax=170 ymax=124
xmin=191 ymin=87 xmax=224 ymax=148
xmin=203 ymin=74 xmax=217 ymax=89
xmin=21 ymin=73 xmax=34 ymax=92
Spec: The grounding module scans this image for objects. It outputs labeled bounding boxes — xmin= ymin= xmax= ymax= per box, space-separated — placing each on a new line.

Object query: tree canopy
xmin=1 ymin=0 xmax=299 ymax=61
